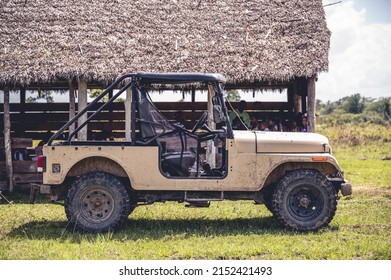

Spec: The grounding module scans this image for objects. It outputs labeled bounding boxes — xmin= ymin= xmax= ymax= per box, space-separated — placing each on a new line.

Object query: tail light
xmin=37 ymin=156 xmax=46 ymax=172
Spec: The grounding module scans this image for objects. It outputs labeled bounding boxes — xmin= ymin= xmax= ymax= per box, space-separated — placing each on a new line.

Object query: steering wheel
xmin=191 ymin=112 xmax=207 ymax=134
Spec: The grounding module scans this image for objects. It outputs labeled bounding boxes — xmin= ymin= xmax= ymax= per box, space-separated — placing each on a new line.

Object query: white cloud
xmin=318 ymin=0 xmax=391 ymax=101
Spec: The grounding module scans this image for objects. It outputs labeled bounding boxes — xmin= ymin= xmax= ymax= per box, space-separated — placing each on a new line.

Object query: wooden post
xmin=307 ymin=75 xmax=316 ymax=133
xmin=68 ymin=80 xmax=76 ymax=135
xmin=3 ymin=86 xmax=14 ymax=192
xmin=109 ymin=89 xmax=114 ymax=134
xmin=18 ymin=87 xmax=26 ymax=137
xmin=125 ymin=81 xmax=132 ymax=141
xmin=191 ymin=86 xmax=196 ymax=125
xmin=20 ymin=87 xmax=26 ymax=109
xmin=77 ymin=76 xmax=88 ymax=140
xmin=287 ymin=85 xmax=294 ymax=114
xmin=206 ymin=85 xmax=216 ymax=168
xmin=301 ymin=95 xmax=307 ymax=115
xmin=293 ymin=83 xmax=302 ymax=115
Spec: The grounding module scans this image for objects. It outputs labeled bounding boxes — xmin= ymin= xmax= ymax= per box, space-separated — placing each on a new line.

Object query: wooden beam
xmin=293 ymin=83 xmax=302 ymax=114
xmin=3 ymin=86 xmax=14 ymax=192
xmin=206 ymin=85 xmax=216 ymax=168
xmin=77 ymin=76 xmax=88 ymax=141
xmin=20 ymin=88 xmax=26 ymax=106
xmin=301 ymin=93 xmax=307 ymax=116
xmin=13 ymin=173 xmax=42 ymax=184
xmin=125 ymin=81 xmax=132 ymax=141
xmin=191 ymin=86 xmax=196 ymax=124
xmin=0 ymin=101 xmax=291 ymax=112
xmin=109 ymin=89 xmax=114 ymax=133
xmin=68 ymin=79 xmax=76 ymax=135
xmin=0 ymin=160 xmax=37 ymax=175
xmin=17 ymin=88 xmax=26 ymax=137
xmin=307 ymin=75 xmax=316 ymax=133
xmin=287 ymin=85 xmax=294 ymax=113
xmin=0 ymin=138 xmax=32 ymax=149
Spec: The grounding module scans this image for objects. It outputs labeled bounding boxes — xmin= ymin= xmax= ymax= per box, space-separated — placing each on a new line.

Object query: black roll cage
xmin=47 ymin=72 xmax=233 ymax=146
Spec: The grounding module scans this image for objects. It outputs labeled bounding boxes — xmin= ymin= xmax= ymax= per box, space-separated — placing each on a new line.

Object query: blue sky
xmin=318 ymin=0 xmax=391 ymax=101
xmin=353 ymin=0 xmax=391 ymax=23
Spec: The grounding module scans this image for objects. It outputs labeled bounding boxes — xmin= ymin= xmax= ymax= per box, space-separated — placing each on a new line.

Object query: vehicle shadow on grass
xmin=0 ymin=189 xmax=52 ymax=205
xmin=7 ymin=215 xmax=340 ymax=243
xmin=6 ymin=216 xmax=304 ymax=242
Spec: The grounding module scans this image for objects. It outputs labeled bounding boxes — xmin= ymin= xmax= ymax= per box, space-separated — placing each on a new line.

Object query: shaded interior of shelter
xmin=0 ymin=77 xmax=311 ymax=140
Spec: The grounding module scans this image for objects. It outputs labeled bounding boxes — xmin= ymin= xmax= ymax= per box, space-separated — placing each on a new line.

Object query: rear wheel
xmin=65 ymin=172 xmax=132 ymax=233
xmin=272 ymin=169 xmax=337 ymax=231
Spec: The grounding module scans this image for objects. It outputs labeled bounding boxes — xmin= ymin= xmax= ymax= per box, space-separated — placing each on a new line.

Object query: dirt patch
xmin=352 ymin=186 xmax=391 ymax=197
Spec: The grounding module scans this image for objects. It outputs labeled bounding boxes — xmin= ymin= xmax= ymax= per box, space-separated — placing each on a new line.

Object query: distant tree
xmin=385 ymin=100 xmax=391 ymax=120
xmin=365 ymin=97 xmax=391 ymax=120
xmin=316 ymin=99 xmax=324 ymax=112
xmin=317 ymin=99 xmax=336 ymax=115
xmin=89 ymin=89 xmax=124 ymax=102
xmin=324 ymin=100 xmax=337 ymax=114
xmin=89 ymin=89 xmax=106 ymax=102
xmin=341 ymin=93 xmax=365 ymax=114
xmin=227 ymin=90 xmax=241 ymax=102
xmin=26 ymin=90 xmax=55 ymax=103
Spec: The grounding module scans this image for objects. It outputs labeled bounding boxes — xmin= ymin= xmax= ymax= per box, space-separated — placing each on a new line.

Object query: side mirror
xmin=213 ymin=105 xmax=226 ymax=124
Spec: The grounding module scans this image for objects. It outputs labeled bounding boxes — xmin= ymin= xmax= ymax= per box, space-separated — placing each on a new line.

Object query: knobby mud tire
xmin=260 ymin=185 xmax=275 ymax=214
xmin=271 ymin=169 xmax=337 ymax=231
xmin=65 ymin=172 xmax=131 ymax=233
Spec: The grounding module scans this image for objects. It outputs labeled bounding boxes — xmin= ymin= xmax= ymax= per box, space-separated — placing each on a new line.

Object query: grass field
xmin=0 ymin=124 xmax=390 ymax=260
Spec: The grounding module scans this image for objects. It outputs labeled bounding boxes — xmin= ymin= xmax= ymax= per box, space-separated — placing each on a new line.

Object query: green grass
xmin=318 ymin=123 xmax=391 ymax=188
xmin=1 ymin=124 xmax=390 ymax=260
xmin=333 ymin=144 xmax=391 ymax=188
xmin=1 ymin=195 xmax=390 ymax=260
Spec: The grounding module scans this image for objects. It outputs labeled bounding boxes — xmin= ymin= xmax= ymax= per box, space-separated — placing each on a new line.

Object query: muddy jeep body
xmin=37 ymin=73 xmax=351 ymax=232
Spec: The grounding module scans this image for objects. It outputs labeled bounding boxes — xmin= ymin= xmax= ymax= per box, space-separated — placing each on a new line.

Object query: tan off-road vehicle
xmin=35 ymin=72 xmax=351 ymax=232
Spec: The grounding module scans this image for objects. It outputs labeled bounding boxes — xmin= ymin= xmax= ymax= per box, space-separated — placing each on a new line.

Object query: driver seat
xmin=161 ymin=151 xmax=195 ymax=176
xmin=137 ymin=87 xmax=197 ymax=177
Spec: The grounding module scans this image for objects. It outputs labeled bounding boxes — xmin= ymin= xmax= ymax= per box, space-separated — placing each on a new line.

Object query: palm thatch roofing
xmin=0 ymin=0 xmax=330 ymax=87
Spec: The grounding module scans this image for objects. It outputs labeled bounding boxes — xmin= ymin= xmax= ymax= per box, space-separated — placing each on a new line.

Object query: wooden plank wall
xmin=0 ymin=138 xmax=42 ymax=190
xmin=0 ymin=101 xmax=292 ymax=140
xmin=0 ymin=101 xmax=293 ymax=190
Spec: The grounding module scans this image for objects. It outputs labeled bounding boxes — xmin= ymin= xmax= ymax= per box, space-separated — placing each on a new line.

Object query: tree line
xmin=316 ymin=94 xmax=391 ymax=125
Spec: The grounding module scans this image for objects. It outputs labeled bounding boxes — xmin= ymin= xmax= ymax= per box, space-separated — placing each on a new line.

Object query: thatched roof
xmin=0 ymin=0 xmax=330 ymax=87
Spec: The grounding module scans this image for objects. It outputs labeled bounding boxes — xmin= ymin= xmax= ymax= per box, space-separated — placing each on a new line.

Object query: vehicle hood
xmin=232 ymin=131 xmax=330 ymax=153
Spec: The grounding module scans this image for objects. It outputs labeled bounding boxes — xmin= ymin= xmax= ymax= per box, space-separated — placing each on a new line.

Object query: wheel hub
xmin=93 ymin=200 xmax=102 ymax=208
xmin=81 ymin=189 xmax=114 ymax=220
xmin=287 ymin=186 xmax=324 ymax=221
xmin=298 ymin=195 xmax=311 ymax=208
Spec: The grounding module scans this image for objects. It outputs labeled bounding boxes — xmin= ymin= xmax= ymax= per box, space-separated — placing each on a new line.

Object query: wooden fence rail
xmin=0 ymin=101 xmax=293 ymax=190
xmin=0 ymin=138 xmax=42 ymax=191
xmin=1 ymin=101 xmax=292 ymax=140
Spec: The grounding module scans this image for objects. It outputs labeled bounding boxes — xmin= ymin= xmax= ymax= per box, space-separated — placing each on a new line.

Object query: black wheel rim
xmin=287 ymin=185 xmax=324 ymax=221
xmin=78 ymin=186 xmax=115 ymax=224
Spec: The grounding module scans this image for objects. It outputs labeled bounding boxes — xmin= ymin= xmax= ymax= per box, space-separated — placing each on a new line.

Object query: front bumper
xmin=328 ymin=177 xmax=353 ymax=196
xmin=340 ymin=181 xmax=353 ymax=196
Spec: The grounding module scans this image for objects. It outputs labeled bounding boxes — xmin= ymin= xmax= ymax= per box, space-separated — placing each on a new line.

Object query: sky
xmin=318 ymin=0 xmax=391 ymax=101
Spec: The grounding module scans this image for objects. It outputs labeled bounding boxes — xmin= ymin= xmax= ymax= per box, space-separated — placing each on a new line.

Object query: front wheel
xmin=272 ymin=169 xmax=337 ymax=231
xmin=65 ymin=172 xmax=132 ymax=233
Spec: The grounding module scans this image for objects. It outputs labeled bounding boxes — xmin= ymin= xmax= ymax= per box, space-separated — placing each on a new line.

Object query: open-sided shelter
xmin=0 ymin=0 xmax=330 ymax=190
